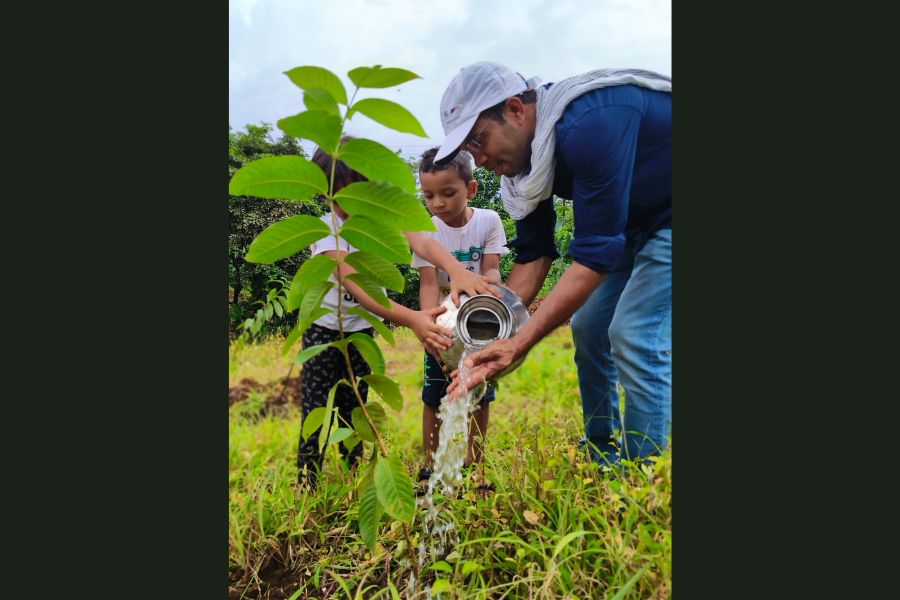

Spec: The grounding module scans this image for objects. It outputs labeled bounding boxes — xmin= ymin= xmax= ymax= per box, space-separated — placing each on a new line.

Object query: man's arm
xmin=503 ymin=197 xmax=558 ymax=304
xmin=505 ymin=257 xmax=553 ymax=306
xmin=446 ymin=261 xmax=604 ymax=397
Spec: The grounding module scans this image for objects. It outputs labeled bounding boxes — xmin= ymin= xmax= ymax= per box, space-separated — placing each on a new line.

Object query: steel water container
xmin=435 ymin=284 xmax=530 ymax=377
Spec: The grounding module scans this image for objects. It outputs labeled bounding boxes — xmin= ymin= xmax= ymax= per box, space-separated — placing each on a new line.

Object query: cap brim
xmin=434 ymin=115 xmax=477 ymax=165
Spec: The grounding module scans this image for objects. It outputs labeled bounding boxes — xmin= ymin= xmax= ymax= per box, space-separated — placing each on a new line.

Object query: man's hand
xmin=449 ymin=268 xmax=501 ymax=306
xmin=446 ymin=338 xmax=524 ymax=400
xmin=409 ymin=305 xmax=454 ymax=354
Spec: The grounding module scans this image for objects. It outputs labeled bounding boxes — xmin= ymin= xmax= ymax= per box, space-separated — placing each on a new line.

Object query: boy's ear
xmin=467 ymin=178 xmax=478 ymax=199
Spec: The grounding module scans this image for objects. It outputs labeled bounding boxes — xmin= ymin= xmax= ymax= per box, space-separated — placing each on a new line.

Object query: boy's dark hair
xmin=311 ymin=135 xmax=367 ymax=192
xmin=480 ymin=88 xmax=537 ymax=123
xmin=419 ymin=146 xmax=474 ymax=184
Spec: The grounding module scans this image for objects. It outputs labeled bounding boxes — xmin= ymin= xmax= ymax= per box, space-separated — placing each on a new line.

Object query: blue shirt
xmin=509 ymin=84 xmax=671 ymax=273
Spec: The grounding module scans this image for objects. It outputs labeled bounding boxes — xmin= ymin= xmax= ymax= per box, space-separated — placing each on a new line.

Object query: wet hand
xmin=445 ymin=339 xmax=519 ymax=400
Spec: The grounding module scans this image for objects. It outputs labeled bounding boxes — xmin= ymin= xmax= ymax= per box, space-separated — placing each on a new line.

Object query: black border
xmin=18 ymin=1 xmax=883 ymax=596
xmin=16 ymin=4 xmax=232 ymax=596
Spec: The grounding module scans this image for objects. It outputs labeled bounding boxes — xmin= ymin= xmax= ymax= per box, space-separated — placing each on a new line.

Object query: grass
xmin=229 ymin=326 xmax=671 ymax=599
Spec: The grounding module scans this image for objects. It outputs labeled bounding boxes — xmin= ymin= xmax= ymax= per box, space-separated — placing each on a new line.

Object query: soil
xmin=229 ymin=375 xmax=303 ymax=417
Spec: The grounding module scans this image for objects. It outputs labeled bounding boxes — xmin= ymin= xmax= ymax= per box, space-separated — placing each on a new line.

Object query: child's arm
xmin=480 ymin=254 xmax=502 ymax=286
xmin=406 ymin=231 xmax=500 ymax=305
xmin=418 ymin=266 xmax=441 ymax=312
xmin=323 ymin=250 xmax=453 ymax=352
xmin=417 ymin=266 xmax=444 ymax=357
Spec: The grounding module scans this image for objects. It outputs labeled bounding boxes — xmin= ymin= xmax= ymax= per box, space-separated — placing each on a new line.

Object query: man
xmin=438 ymin=62 xmax=671 ymax=464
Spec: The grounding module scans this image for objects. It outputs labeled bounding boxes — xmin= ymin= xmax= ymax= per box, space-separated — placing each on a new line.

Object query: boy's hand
xmin=409 ymin=305 xmax=454 ymax=354
xmin=449 ymin=268 xmax=501 ymax=306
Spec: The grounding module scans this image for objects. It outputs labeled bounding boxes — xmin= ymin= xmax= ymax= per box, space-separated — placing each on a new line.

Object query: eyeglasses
xmin=463 ymin=120 xmax=489 ymax=154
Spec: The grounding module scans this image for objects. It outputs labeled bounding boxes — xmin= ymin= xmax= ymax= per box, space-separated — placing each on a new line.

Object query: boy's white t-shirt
xmin=411 ymin=207 xmax=509 ymax=294
xmin=309 ymin=212 xmax=385 ymax=332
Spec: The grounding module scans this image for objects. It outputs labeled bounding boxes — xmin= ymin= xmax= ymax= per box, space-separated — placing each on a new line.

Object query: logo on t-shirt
xmin=452 ymin=246 xmax=484 ymax=262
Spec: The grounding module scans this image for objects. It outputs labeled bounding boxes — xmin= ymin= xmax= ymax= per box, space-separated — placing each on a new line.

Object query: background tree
xmin=229 ymin=123 xmax=324 ymax=335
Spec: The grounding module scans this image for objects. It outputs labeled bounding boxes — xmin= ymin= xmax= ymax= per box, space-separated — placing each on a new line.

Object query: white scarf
xmin=501 ymin=68 xmax=672 ymax=220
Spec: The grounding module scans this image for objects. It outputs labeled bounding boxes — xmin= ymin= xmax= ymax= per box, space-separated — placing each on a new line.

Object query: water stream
xmin=408 ymin=345 xmax=487 ymax=598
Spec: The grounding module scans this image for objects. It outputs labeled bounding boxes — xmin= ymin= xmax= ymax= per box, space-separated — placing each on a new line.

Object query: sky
xmin=230 ymin=0 xmax=671 ymax=159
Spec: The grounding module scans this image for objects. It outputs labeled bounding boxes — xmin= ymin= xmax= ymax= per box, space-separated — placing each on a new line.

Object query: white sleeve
xmin=482 ymin=210 xmax=509 ymax=256
xmin=310 ymin=217 xmax=350 ymax=256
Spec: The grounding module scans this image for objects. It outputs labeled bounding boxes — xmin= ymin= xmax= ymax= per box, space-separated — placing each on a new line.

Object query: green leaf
xmin=293 ymin=342 xmax=331 ymax=367
xmin=299 ymin=281 xmax=334 ymax=321
xmin=337 ymin=138 xmax=415 ymax=193
xmin=245 ymin=215 xmax=331 ymax=264
xmin=295 ymin=307 xmax=331 ymax=341
xmin=229 ymin=155 xmax=328 ymax=201
xmin=344 ymin=273 xmax=392 ymax=310
xmin=387 ymin=581 xmax=400 ymax=600
xmin=362 ymin=374 xmax=402 ymax=411
xmin=358 ymin=475 xmax=381 ymax=552
xmin=278 ymin=111 xmax=343 ymax=156
xmin=551 ymin=530 xmax=588 ymax=560
xmin=327 ymin=427 xmax=353 ymax=445
xmin=351 ymin=403 xmax=386 ymax=444
xmin=374 ymin=454 xmax=415 ymax=523
xmin=610 ymin=566 xmax=650 ymax=600
xmin=460 ymin=560 xmax=483 ymax=575
xmin=344 ymin=251 xmax=406 ymax=292
xmin=334 ymin=182 xmax=436 ymax=233
xmin=288 ymin=254 xmax=336 ymax=311
xmin=304 ymin=87 xmax=340 ymax=116
xmin=302 ymin=406 xmax=327 ymax=441
xmin=292 ymin=282 xmax=333 ymax=342
xmin=340 ymin=216 xmax=411 ymax=264
xmin=429 ymin=560 xmax=452 ymax=573
xmin=342 ymin=432 xmax=361 ymax=452
xmin=347 ymin=66 xmax=420 ymax=89
xmin=349 ymin=331 xmax=385 ymax=374
xmin=264 ymin=303 xmax=273 ymax=320
xmin=284 ymin=66 xmax=348 ymax=104
xmin=330 ymin=338 xmax=351 ymax=355
xmin=429 ymin=579 xmax=452 ymax=595
xmin=347 ymin=307 xmax=395 ymax=346
xmin=319 ymin=380 xmax=348 ymax=455
xmin=349 ymin=98 xmax=427 ymax=137
xmin=272 ymin=299 xmax=284 ymax=317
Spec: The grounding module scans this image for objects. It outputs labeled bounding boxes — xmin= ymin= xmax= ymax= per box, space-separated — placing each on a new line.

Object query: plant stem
xmin=402 ymin=523 xmax=420 ymax=582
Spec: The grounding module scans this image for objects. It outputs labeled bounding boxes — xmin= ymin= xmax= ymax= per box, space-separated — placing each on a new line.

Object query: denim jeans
xmin=571 ymin=228 xmax=671 ymax=464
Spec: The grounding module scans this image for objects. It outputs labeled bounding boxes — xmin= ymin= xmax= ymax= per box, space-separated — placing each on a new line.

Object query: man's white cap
xmin=434 ymin=62 xmax=528 ymax=164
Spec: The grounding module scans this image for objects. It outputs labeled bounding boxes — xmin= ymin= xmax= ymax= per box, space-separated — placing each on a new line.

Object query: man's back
xmin=552 ymin=84 xmax=671 ymax=262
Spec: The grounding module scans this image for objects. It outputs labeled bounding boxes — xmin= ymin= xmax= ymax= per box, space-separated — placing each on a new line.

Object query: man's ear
xmin=505 ymin=96 xmax=527 ymax=125
xmin=468 ymin=178 xmax=478 ymax=199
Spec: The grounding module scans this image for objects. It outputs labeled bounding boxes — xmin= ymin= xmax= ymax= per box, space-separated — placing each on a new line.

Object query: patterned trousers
xmin=297 ymin=323 xmax=373 ymax=486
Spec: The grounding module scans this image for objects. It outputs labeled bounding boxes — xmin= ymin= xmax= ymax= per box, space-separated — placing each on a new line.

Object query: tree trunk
xmin=232 ymin=261 xmax=242 ymax=305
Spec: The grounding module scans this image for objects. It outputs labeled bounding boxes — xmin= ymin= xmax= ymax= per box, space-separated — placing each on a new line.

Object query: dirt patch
xmin=229 ymin=559 xmax=305 ymax=600
xmin=229 ymin=376 xmax=303 ymax=417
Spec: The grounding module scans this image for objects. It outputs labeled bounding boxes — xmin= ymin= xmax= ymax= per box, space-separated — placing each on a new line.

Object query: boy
xmin=412 ymin=147 xmax=508 ymax=490
xmin=298 ymin=139 xmax=497 ymax=489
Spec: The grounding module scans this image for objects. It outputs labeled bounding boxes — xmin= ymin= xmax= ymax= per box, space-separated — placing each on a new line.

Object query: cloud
xmin=229 ymin=0 xmax=671 ymax=158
